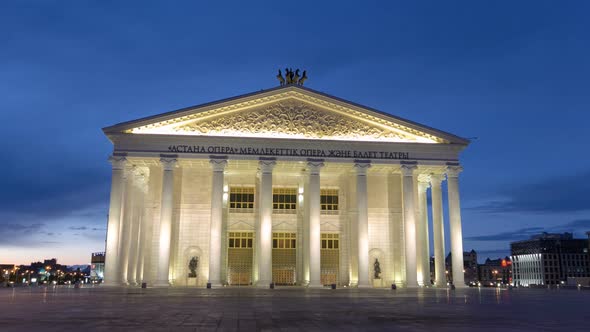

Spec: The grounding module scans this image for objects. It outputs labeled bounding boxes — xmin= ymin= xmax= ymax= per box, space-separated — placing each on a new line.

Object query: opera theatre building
xmin=102 ymin=80 xmax=470 ymax=289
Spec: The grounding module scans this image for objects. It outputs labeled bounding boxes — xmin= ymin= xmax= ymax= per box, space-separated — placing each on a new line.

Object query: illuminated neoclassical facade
xmin=102 ymin=84 xmax=470 ymax=288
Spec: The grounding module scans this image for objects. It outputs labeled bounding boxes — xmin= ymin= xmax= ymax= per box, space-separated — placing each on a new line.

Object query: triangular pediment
xmin=103 ymin=85 xmax=469 ymax=145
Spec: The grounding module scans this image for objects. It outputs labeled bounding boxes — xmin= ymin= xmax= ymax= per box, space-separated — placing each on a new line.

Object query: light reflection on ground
xmin=0 ymin=286 xmax=588 ymax=331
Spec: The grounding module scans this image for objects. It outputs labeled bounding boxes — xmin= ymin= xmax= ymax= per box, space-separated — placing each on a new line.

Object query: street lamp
xmin=12 ymin=267 xmax=20 ymax=284
xmin=46 ymin=266 xmax=52 ymax=284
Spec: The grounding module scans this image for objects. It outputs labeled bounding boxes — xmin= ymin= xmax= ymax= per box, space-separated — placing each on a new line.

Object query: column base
xmin=152 ymin=280 xmax=170 ymax=287
xmin=207 ymin=282 xmax=223 ymax=288
xmin=255 ymin=280 xmax=272 ymax=288
xmin=307 ymin=283 xmax=323 ymax=288
xmin=357 ymin=283 xmax=372 ymax=289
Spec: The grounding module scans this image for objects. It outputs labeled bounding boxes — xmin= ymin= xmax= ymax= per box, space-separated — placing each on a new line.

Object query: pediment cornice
xmin=103 ymin=85 xmax=469 ymax=145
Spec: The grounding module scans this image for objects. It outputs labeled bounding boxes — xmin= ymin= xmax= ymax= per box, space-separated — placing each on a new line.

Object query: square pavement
xmin=1 ymin=286 xmax=589 ymax=331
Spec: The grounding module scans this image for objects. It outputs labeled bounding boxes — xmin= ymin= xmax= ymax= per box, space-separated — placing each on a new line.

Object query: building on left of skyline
xmin=90 ymin=252 xmax=105 ymax=282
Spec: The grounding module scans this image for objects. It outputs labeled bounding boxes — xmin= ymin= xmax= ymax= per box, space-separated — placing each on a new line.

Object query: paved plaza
xmin=1 ymin=286 xmax=589 ymax=331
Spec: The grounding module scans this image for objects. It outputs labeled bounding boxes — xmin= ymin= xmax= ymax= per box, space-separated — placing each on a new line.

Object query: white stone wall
xmin=144 ymin=165 xmax=162 ymax=285
xmin=367 ymin=174 xmax=393 ymax=287
xmin=143 ymin=163 xmax=407 ymax=288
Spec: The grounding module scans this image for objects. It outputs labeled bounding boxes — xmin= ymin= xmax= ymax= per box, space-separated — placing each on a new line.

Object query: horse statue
xmin=285 ymin=67 xmax=292 ymax=84
xmin=276 ymin=69 xmax=285 ymax=86
xmin=294 ymin=69 xmax=300 ymax=84
xmin=298 ymin=70 xmax=308 ymax=85
xmin=289 ymin=68 xmax=295 ymax=84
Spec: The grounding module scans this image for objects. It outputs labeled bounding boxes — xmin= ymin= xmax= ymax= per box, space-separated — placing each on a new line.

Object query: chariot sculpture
xmin=277 ymin=68 xmax=307 ymax=86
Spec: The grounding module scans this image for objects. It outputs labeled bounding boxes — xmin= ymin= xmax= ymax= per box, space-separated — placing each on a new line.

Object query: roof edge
xmin=102 ymin=84 xmax=470 ymax=146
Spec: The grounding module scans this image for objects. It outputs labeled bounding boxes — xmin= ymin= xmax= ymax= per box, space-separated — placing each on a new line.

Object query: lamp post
xmin=46 ymin=266 xmax=52 ymax=284
xmin=13 ymin=267 xmax=20 ymax=285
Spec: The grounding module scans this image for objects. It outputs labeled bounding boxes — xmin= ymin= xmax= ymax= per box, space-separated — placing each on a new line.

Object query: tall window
xmin=321 ymin=233 xmax=339 ymax=250
xmin=229 ymin=187 xmax=254 ymax=211
xmin=321 ymin=189 xmax=339 ymax=212
xmin=273 ymin=188 xmax=297 ymax=212
xmin=228 ymin=232 xmax=253 ymax=248
xmin=272 ymin=232 xmax=297 ymax=249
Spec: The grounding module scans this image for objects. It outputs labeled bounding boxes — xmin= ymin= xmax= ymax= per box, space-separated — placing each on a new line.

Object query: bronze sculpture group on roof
xmin=277 ymin=68 xmax=307 ymax=86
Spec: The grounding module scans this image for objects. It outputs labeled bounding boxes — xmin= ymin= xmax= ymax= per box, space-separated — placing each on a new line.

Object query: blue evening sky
xmin=1 ymin=1 xmax=589 ymax=264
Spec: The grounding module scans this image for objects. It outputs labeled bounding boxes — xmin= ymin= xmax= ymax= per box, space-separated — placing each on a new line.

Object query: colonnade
xmin=103 ymin=155 xmax=466 ymax=287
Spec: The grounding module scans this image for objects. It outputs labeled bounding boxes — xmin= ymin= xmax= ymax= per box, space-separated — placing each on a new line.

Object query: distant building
xmin=91 ymin=252 xmax=105 ymax=282
xmin=478 ymin=257 xmax=512 ymax=286
xmin=444 ymin=250 xmax=478 ymax=284
xmin=511 ymin=232 xmax=590 ymax=287
xmin=429 ymin=250 xmax=478 ymax=285
xmin=1 ymin=264 xmax=15 ymax=284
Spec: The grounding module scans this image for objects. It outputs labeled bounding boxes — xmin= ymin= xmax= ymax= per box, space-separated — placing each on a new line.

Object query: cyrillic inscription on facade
xmin=167 ymin=145 xmax=409 ymax=160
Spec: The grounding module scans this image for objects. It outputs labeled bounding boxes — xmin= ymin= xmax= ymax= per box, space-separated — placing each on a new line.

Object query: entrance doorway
xmin=227 ymin=231 xmax=253 ymax=285
xmin=321 ymin=233 xmax=340 ymax=285
xmin=272 ymin=232 xmax=297 ymax=285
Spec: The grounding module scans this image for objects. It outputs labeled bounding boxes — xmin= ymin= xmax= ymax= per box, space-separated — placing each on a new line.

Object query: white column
xmin=401 ymin=164 xmax=418 ymax=287
xmin=117 ymin=167 xmax=134 ymax=285
xmin=208 ymin=158 xmax=227 ymax=287
xmin=306 ymin=160 xmax=324 ymax=288
xmin=135 ymin=168 xmax=149 ymax=284
xmin=154 ymin=157 xmax=177 ymax=287
xmin=128 ymin=168 xmax=147 ymax=285
xmin=355 ymin=161 xmax=371 ymax=288
xmin=416 ymin=174 xmax=430 ymax=286
xmin=104 ymin=156 xmax=127 ymax=286
xmin=126 ymin=181 xmax=140 ymax=285
xmin=447 ymin=165 xmax=465 ymax=288
xmin=430 ymin=174 xmax=446 ymax=287
xmin=256 ymin=159 xmax=276 ymax=287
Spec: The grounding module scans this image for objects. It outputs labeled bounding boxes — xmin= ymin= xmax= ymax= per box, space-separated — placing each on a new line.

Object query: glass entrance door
xmin=227 ymin=232 xmax=253 ymax=285
xmin=272 ymin=232 xmax=297 ymax=285
xmin=321 ymin=233 xmax=340 ymax=285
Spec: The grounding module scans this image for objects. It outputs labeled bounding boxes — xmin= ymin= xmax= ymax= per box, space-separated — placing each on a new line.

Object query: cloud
xmin=470 ymin=169 xmax=590 ymax=214
xmin=552 ymin=219 xmax=590 ymax=232
xmin=476 ymin=249 xmax=511 ymax=261
xmin=0 ymin=223 xmax=45 ymax=235
xmin=466 ymin=227 xmax=544 ymax=241
xmin=466 ymin=219 xmax=590 ymax=242
xmin=0 ymin=222 xmax=56 ymax=247
xmin=69 ymin=226 xmax=88 ymax=230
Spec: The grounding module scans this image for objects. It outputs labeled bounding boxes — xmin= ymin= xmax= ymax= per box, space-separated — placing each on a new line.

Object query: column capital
xmin=430 ymin=173 xmax=445 ymax=187
xmin=160 ymin=157 xmax=178 ymax=171
xmin=400 ymin=164 xmax=417 ymax=176
xmin=306 ymin=159 xmax=325 ymax=175
xmin=258 ymin=158 xmax=276 ymax=174
xmin=446 ymin=165 xmax=463 ymax=178
xmin=132 ymin=167 xmax=149 ymax=193
xmin=109 ymin=156 xmax=127 ymax=170
xmin=209 ymin=159 xmax=228 ymax=172
xmin=353 ymin=161 xmax=371 ymax=176
xmin=417 ymin=174 xmax=431 ymax=192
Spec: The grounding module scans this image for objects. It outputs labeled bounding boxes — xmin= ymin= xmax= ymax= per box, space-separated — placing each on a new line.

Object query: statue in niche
xmin=188 ymin=256 xmax=199 ymax=278
xmin=373 ymin=258 xmax=381 ymax=279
